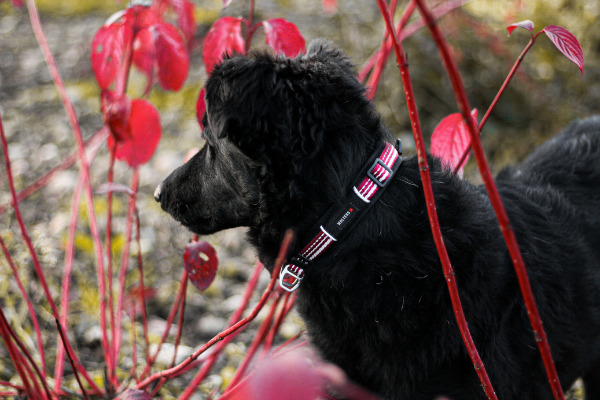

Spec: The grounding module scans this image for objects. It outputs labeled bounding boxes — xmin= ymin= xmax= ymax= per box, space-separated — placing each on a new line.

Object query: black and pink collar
xmin=279 ymin=140 xmax=403 ymax=292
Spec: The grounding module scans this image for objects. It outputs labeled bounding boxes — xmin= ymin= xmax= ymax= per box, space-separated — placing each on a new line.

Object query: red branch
xmin=25 ymin=0 xmax=111 ymax=386
xmin=454 ymin=34 xmax=539 ymax=172
xmin=374 ymin=0 xmax=497 ymax=398
xmin=0 ymin=127 xmax=108 ymax=216
xmin=177 ymin=261 xmax=265 ymax=400
xmin=137 ymin=231 xmax=294 ymax=392
xmin=413 ymin=1 xmax=564 ymax=399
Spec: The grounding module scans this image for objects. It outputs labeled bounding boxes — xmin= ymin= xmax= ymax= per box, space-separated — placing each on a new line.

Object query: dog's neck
xmin=248 ymin=135 xmax=403 ymax=272
xmin=278 ymin=141 xmax=403 ymax=291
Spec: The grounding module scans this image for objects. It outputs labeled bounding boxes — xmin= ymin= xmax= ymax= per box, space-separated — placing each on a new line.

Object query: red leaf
xmin=154 ymin=22 xmax=190 ymax=91
xmin=220 ymin=349 xmax=322 ymax=400
xmin=507 ymin=20 xmax=534 ymax=37
xmin=322 ymin=0 xmax=338 ymax=15
xmin=91 ymin=21 xmax=133 ymax=90
xmin=196 ymin=87 xmax=206 ymax=130
xmin=176 ymin=0 xmax=197 ymax=43
xmin=107 ymin=99 xmax=162 ymax=167
xmin=101 ymin=90 xmax=132 ymax=142
xmin=430 ymin=109 xmax=478 ymax=176
xmin=114 ymin=388 xmax=152 ymax=400
xmin=542 ymin=25 xmax=584 ymax=74
xmin=203 ymin=17 xmax=245 ymax=74
xmin=132 ymin=28 xmax=156 ymax=91
xmin=261 ymin=19 xmax=306 ymax=57
xmin=124 ymin=4 xmax=159 ymax=31
xmin=183 ymin=240 xmax=218 ymax=291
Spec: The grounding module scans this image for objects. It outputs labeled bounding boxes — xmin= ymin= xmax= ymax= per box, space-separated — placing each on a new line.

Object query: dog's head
xmin=155 ymin=39 xmax=388 ymax=236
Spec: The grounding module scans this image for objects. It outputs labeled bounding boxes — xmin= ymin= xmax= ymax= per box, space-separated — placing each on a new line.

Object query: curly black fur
xmin=155 ymin=39 xmax=600 ymax=399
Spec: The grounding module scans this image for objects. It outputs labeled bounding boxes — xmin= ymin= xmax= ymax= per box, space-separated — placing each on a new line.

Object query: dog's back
xmin=498 ymin=116 xmax=600 ymax=224
xmin=495 ymin=117 xmax=600 ymax=398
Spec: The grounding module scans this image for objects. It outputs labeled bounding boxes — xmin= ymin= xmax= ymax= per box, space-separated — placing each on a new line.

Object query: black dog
xmin=155 ymin=39 xmax=600 ymax=399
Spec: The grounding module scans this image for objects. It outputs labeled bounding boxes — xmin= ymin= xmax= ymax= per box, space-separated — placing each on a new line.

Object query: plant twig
xmin=138 ymin=231 xmax=294 ymax=392
xmin=114 ymin=169 xmax=140 ymax=379
xmin=25 ymin=0 xmax=111 ymax=384
xmin=374 ymin=1 xmax=497 ymax=398
xmin=454 ymin=34 xmax=539 ymax=172
xmin=413 ymin=1 xmax=564 ymax=399
xmin=177 ymin=261 xmax=265 ymax=400
xmin=0 ymin=127 xmax=108 ymax=216
xmin=56 ymin=319 xmax=90 ymax=400
xmin=0 ymin=234 xmax=46 ymax=379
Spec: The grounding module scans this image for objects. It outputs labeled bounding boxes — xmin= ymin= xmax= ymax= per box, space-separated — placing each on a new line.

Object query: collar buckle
xmin=279 ymin=264 xmax=305 ymax=292
xmin=367 ymin=158 xmax=393 ymax=187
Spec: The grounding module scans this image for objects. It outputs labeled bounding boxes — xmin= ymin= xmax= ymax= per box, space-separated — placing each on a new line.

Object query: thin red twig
xmin=114 ymin=170 xmax=140 ymax=376
xmin=133 ymin=187 xmax=151 ymax=368
xmin=55 ymin=131 xmax=104 ymax=391
xmin=224 ymin=291 xmax=282 ymax=391
xmin=138 ymin=232 xmax=294 ymax=392
xmin=262 ymin=291 xmax=294 ymax=353
xmin=0 ymin=127 xmax=108 ymax=216
xmin=360 ymin=0 xmax=469 ymax=98
xmin=374 ymin=1 xmax=497 ymax=398
xmin=0 ymin=234 xmax=46 ymax=379
xmin=55 ymin=319 xmax=90 ymax=400
xmin=177 ymin=261 xmax=265 ymax=400
xmin=106 ymin=146 xmax=117 ymax=389
xmin=413 ymin=1 xmax=564 ymax=399
xmin=139 ymin=269 xmax=189 ymax=382
xmin=54 ymin=172 xmax=84 ymax=391
xmin=454 ymin=35 xmax=538 ymax=172
xmin=150 ymin=274 xmax=188 ymax=397
xmin=25 ymin=0 xmax=111 ymax=384
xmin=0 ymin=305 xmax=36 ymax=399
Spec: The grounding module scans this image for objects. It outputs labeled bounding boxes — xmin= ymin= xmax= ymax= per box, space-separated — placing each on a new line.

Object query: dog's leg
xmin=583 ymin=358 xmax=600 ymax=399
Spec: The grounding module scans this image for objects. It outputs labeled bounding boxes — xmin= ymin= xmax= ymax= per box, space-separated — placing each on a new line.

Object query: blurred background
xmin=0 ymin=0 xmax=596 ymax=397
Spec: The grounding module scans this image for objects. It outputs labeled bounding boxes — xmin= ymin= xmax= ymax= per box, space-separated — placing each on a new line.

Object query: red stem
xmin=454 ymin=35 xmax=538 ymax=173
xmin=0 ymin=303 xmax=52 ymax=399
xmin=138 ymin=232 xmax=294 ymax=391
xmin=0 ymin=306 xmax=36 ymax=399
xmin=224 ymin=292 xmax=282 ymax=391
xmin=106 ymin=145 xmax=117 ymax=388
xmin=414 ymin=2 xmax=564 ymax=399
xmin=360 ymin=0 xmax=469 ymax=98
xmin=134 ymin=201 xmax=152 ymax=368
xmin=244 ymin=0 xmax=256 ymax=54
xmin=54 ymin=173 xmax=84 ymax=391
xmin=129 ymin=303 xmax=139 ymax=382
xmin=150 ymin=276 xmax=188 ymax=397
xmin=177 ymin=261 xmax=265 ymax=400
xmin=139 ymin=270 xmax=189 ymax=382
xmin=375 ymin=1 xmax=497 ymax=398
xmin=0 ymin=235 xmax=46 ymax=379
xmin=262 ymin=291 xmax=294 ymax=353
xmin=25 ymin=0 xmax=111 ymax=386
xmin=55 ymin=319 xmax=90 ymax=400
xmin=114 ymin=169 xmax=140 ymax=378
xmin=54 ymin=133 xmax=104 ymax=392
xmin=0 ymin=127 xmax=108 ymax=216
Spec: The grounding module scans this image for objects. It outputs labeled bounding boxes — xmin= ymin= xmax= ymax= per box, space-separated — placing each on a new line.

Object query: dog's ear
xmin=304 ymin=39 xmax=356 ymax=78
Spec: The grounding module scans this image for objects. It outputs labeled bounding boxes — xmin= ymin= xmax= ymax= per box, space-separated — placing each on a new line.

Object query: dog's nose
xmin=154 ymin=183 xmax=162 ymax=202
